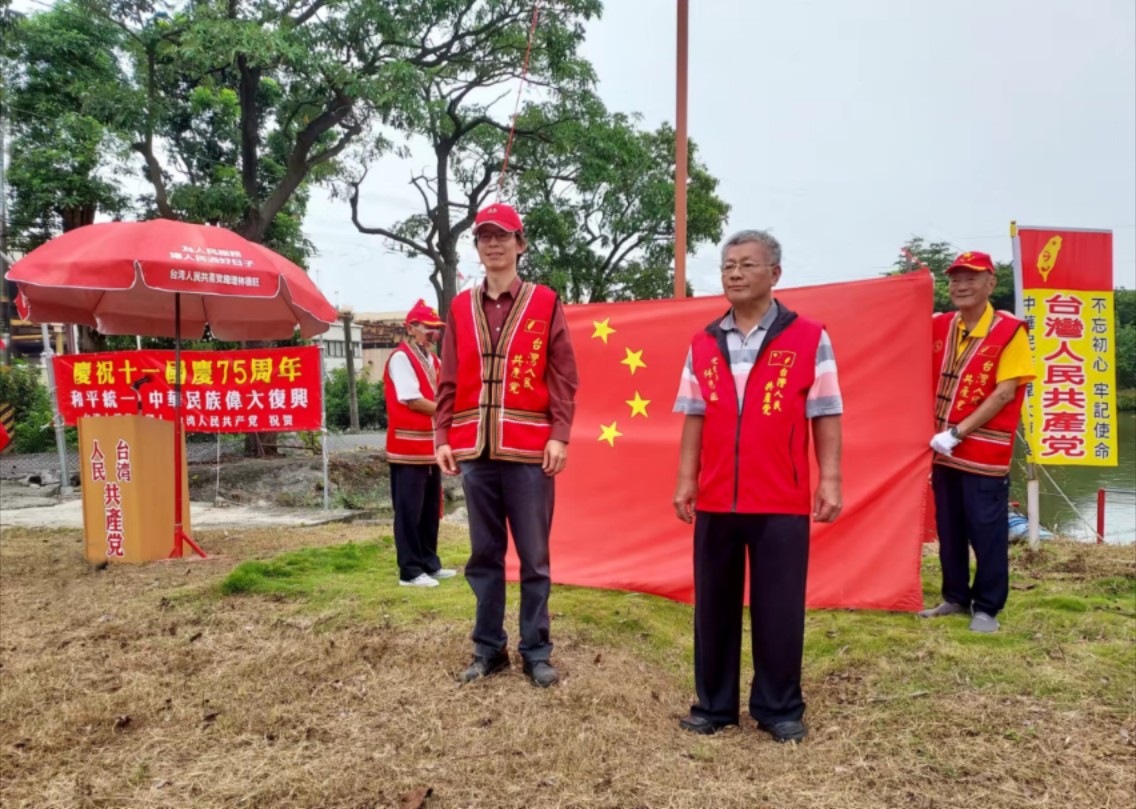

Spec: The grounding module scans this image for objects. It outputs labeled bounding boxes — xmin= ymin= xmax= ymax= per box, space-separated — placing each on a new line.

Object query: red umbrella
xmin=8 ymin=219 xmax=339 ymax=558
xmin=9 ymin=219 xmax=336 ymax=340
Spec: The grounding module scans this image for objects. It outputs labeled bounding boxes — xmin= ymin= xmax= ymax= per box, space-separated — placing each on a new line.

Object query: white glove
xmin=930 ymin=429 xmax=962 ymax=456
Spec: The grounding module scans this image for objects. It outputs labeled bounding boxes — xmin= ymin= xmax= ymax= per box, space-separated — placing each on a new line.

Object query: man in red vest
xmin=384 ymin=300 xmax=456 ymax=588
xmin=434 ymin=203 xmax=578 ymax=688
xmin=672 ymin=230 xmax=844 ymax=742
xmin=920 ymin=251 xmax=1035 ymax=633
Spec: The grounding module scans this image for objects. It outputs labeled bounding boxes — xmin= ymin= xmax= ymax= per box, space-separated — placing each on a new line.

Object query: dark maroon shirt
xmin=435 ymin=276 xmax=578 ymax=447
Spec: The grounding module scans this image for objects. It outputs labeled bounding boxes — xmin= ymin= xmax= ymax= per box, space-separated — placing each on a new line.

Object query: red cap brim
xmin=473 ymin=221 xmax=521 ymax=234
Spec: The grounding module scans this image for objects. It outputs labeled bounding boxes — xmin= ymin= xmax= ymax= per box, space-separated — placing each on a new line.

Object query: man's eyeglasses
xmin=720 ymin=261 xmax=777 ymax=275
xmin=476 ymin=230 xmax=517 ymax=245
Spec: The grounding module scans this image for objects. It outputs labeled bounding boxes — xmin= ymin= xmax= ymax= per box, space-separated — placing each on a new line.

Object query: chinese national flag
xmin=506 ymin=271 xmax=933 ymax=612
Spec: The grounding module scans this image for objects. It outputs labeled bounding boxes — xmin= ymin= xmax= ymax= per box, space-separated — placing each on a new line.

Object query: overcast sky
xmin=13 ymin=0 xmax=1134 ymax=310
xmin=317 ymin=0 xmax=1136 ymax=312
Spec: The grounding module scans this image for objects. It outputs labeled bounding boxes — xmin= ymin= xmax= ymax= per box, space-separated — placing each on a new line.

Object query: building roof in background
xmin=360 ymin=320 xmax=404 ymax=348
xmin=354 ymin=311 xmax=408 ymax=322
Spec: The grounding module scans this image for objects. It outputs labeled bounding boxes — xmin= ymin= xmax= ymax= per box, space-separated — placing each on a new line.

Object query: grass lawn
xmin=1 ymin=522 xmax=1133 ymax=808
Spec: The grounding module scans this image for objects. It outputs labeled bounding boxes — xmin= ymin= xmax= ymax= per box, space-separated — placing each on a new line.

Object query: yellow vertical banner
xmin=1014 ymin=227 xmax=1117 ymax=466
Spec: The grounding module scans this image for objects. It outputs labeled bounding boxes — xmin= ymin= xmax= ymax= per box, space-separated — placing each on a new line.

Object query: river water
xmin=1010 ymin=412 xmax=1136 ymax=544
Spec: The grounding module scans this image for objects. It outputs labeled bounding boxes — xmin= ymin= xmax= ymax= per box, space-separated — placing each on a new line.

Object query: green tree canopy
xmin=890 ymin=237 xmax=1015 ymax=313
xmin=4 ymin=3 xmax=131 ymax=251
xmin=1115 ymin=288 xmax=1135 ymax=390
xmin=344 ymin=0 xmax=602 ymax=316
xmin=513 ymin=98 xmax=729 ymax=303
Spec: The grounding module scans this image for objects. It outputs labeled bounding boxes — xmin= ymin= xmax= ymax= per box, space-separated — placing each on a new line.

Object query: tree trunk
xmin=437 ymin=238 xmax=462 ymax=319
xmin=342 ymin=310 xmax=360 ymax=432
xmin=60 ymin=204 xmax=103 ymax=354
xmin=242 ymin=340 xmax=279 ymax=457
xmin=438 ymin=263 xmax=461 ymax=321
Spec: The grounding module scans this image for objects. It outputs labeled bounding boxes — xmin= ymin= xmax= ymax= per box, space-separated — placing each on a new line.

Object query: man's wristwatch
xmin=949 ymin=427 xmax=962 ymax=440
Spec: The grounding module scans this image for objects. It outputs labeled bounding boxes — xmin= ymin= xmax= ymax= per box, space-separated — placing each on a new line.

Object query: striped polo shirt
xmin=673 ymin=300 xmax=843 ymax=418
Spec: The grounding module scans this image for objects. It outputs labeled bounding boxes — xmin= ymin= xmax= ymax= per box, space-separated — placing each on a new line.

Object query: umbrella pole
xmin=171 ymin=292 xmax=206 ymax=559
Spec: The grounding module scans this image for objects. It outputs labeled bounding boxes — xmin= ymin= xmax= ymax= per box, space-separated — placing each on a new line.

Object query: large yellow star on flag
xmin=591 ymin=318 xmax=616 ymax=344
xmin=621 ymin=347 xmax=646 ymax=375
xmin=626 ymin=391 xmax=650 ymax=418
xmin=598 ymin=421 xmax=623 ymax=447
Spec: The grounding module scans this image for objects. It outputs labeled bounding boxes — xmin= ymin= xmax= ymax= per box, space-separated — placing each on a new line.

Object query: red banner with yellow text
xmin=1014 ymin=227 xmax=1116 ymax=466
xmin=53 ymin=346 xmax=322 ymax=432
xmin=506 ymin=272 xmax=933 ymax=612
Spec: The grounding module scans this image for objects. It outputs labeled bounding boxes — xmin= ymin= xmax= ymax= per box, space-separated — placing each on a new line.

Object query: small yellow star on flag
xmin=626 ymin=391 xmax=650 ymax=418
xmin=598 ymin=421 xmax=623 ymax=447
xmin=621 ymin=347 xmax=646 ymax=375
xmin=591 ymin=318 xmax=616 ymax=344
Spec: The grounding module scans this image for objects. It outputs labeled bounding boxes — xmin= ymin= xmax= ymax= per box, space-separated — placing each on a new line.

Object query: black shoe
xmin=679 ymin=714 xmax=734 ymax=735
xmin=522 ymin=660 xmax=559 ymax=688
xmin=757 ymin=719 xmax=807 ymax=743
xmin=459 ymin=652 xmax=509 ymax=683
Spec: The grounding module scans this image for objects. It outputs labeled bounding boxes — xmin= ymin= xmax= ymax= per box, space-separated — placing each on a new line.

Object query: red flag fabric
xmin=505 ymin=271 xmax=933 ymax=612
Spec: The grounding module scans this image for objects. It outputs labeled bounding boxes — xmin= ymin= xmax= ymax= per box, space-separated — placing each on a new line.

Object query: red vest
xmin=448 ymin=282 xmax=557 ymax=463
xmin=691 ymin=310 xmax=823 ymax=514
xmin=384 ymin=341 xmax=440 ymax=465
xmin=931 ymin=310 xmax=1027 ymax=476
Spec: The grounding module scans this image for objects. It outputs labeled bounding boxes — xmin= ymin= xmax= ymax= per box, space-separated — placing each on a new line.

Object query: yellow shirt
xmin=954 ymin=303 xmax=1037 ymax=384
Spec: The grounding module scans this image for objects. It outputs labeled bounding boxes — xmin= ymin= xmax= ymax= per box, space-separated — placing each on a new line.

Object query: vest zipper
xmin=789 ymin=423 xmax=798 ymax=488
xmin=732 ymin=398 xmax=744 ymax=513
xmin=712 ymin=306 xmax=795 ymax=513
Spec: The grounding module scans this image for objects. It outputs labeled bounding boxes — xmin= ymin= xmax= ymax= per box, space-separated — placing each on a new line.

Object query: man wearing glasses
xmin=384 ymin=300 xmax=457 ymax=588
xmin=435 ymin=203 xmax=578 ymax=688
xmin=672 ymin=230 xmax=843 ymax=742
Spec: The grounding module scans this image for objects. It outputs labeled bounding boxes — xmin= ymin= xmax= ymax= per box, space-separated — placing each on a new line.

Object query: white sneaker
xmin=431 ymin=568 xmax=457 ymax=580
xmin=399 ymin=573 xmax=439 ymax=588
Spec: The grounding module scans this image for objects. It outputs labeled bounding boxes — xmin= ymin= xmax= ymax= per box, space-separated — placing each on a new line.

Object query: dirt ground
xmin=1 ymin=525 xmax=1133 ymax=809
xmin=183 ymin=453 xmax=463 ymax=510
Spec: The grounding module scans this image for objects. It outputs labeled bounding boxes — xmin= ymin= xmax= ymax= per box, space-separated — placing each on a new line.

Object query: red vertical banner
xmin=505 ymin=272 xmax=934 ymax=612
xmin=1014 ymin=227 xmax=1116 ymax=466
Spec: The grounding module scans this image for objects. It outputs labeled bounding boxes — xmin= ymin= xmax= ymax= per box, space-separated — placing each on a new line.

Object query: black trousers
xmin=390 ymin=463 xmax=442 ymax=581
xmin=691 ymin=512 xmax=810 ymax=726
xmin=932 ymin=464 xmax=1010 ymax=616
xmin=459 ymin=459 xmax=555 ymax=663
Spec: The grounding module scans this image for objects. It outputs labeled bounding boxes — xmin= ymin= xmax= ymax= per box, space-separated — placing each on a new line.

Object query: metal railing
xmin=1097 ymin=487 xmax=1136 ymax=545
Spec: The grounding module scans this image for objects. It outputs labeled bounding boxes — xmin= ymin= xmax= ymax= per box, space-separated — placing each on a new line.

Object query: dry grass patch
xmin=1 ymin=525 xmax=1133 ymax=808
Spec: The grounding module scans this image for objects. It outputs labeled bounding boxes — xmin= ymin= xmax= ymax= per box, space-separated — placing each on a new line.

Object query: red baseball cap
xmin=948 ymin=251 xmax=996 ymax=274
xmin=405 ymin=299 xmax=444 ymax=327
xmin=473 ymin=203 xmax=524 ymax=235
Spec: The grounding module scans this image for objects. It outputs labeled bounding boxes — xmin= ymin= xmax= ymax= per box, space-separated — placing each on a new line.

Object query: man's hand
xmin=813 ymin=477 xmax=842 ymax=523
xmin=673 ymin=477 xmax=698 ymax=524
xmin=542 ymin=439 xmax=568 ymax=476
xmin=929 ymin=429 xmax=961 ymax=456
xmin=436 ymin=444 xmax=460 ymax=476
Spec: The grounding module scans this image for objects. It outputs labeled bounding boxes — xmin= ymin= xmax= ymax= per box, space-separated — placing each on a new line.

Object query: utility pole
xmin=341 ymin=308 xmax=360 ymax=433
xmin=673 ymin=0 xmax=689 ymax=299
xmin=1 ymin=82 xmax=11 ymax=365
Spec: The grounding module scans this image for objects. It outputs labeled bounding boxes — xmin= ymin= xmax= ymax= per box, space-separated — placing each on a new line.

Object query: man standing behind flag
xmin=384 ymin=300 xmax=456 ymax=588
xmin=921 ymin=251 xmax=1035 ymax=633
xmin=435 ymin=203 xmax=578 ymax=688
xmin=672 ymin=230 xmax=843 ymax=742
